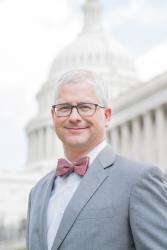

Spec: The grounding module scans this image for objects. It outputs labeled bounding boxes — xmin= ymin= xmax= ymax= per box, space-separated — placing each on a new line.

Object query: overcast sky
xmin=0 ymin=0 xmax=167 ymax=170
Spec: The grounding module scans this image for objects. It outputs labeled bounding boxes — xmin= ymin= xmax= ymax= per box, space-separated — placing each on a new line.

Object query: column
xmin=121 ymin=122 xmax=130 ymax=156
xmin=131 ymin=117 xmax=141 ymax=159
xmin=111 ymin=127 xmax=120 ymax=152
xmin=27 ymin=132 xmax=31 ymax=163
xmin=45 ymin=126 xmax=53 ymax=158
xmin=35 ymin=130 xmax=39 ymax=160
xmin=143 ymin=111 xmax=153 ymax=162
xmin=38 ymin=128 xmax=45 ymax=160
xmin=35 ymin=129 xmax=42 ymax=161
xmin=155 ymin=105 xmax=166 ymax=171
xmin=43 ymin=128 xmax=46 ymax=158
xmin=28 ymin=132 xmax=33 ymax=163
xmin=31 ymin=130 xmax=38 ymax=162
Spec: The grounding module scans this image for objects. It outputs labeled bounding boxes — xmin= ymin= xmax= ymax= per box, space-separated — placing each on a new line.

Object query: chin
xmin=67 ymin=140 xmax=88 ymax=148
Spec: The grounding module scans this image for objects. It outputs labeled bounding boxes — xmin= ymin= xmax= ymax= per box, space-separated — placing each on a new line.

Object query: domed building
xmin=26 ymin=0 xmax=139 ymax=172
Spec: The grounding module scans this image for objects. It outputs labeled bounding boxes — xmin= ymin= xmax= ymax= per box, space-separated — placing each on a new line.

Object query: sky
xmin=0 ymin=0 xmax=167 ymax=170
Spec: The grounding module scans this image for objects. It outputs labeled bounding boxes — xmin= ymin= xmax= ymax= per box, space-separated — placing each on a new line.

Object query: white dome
xmin=49 ymin=32 xmax=136 ymax=80
xmin=49 ymin=0 xmax=137 ymax=84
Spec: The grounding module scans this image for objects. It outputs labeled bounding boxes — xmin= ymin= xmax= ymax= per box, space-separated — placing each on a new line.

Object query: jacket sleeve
xmin=129 ymin=167 xmax=167 ymax=250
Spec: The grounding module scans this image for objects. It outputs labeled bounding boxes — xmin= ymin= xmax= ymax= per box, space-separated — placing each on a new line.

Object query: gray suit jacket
xmin=26 ymin=145 xmax=167 ymax=250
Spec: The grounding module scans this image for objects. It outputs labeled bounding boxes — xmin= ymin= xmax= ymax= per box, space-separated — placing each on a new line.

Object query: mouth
xmin=65 ymin=127 xmax=89 ymax=131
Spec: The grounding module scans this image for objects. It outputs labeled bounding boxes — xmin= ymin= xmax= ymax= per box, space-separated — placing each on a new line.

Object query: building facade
xmin=108 ymin=73 xmax=167 ymax=173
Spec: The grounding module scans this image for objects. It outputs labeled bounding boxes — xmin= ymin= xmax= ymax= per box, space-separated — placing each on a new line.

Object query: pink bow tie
xmin=56 ymin=156 xmax=89 ymax=176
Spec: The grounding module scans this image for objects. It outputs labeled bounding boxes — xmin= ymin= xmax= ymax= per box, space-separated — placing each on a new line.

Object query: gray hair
xmin=54 ymin=69 xmax=110 ymax=107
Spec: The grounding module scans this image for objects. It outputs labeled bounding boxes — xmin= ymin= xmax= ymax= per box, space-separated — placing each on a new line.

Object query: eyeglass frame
xmin=51 ymin=102 xmax=105 ymax=117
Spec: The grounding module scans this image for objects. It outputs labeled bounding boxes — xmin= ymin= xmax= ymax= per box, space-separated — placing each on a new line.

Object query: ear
xmin=104 ymin=107 xmax=112 ymax=127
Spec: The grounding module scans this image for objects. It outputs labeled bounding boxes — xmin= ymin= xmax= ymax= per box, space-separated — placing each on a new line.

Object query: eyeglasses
xmin=52 ymin=103 xmax=105 ymax=117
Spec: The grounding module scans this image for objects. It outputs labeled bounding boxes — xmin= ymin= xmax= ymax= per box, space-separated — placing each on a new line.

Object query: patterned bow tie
xmin=56 ymin=156 xmax=89 ymax=177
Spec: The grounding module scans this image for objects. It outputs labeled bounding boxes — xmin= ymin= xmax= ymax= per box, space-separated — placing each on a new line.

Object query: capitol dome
xmin=48 ymin=0 xmax=138 ymax=97
xmin=49 ymin=32 xmax=136 ymax=81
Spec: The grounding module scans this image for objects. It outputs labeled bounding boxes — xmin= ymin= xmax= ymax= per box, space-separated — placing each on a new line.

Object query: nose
xmin=68 ymin=106 xmax=81 ymax=121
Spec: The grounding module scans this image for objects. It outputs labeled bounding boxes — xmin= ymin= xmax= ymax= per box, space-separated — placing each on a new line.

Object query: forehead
xmin=57 ymin=82 xmax=99 ymax=103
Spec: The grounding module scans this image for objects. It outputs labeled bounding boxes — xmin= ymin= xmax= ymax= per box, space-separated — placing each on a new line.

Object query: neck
xmin=64 ymin=140 xmax=104 ymax=162
xmin=64 ymin=150 xmax=88 ymax=162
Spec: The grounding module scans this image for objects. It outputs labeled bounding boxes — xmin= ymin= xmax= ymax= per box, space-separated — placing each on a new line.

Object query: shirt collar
xmin=64 ymin=140 xmax=107 ymax=166
xmin=87 ymin=141 xmax=107 ymax=166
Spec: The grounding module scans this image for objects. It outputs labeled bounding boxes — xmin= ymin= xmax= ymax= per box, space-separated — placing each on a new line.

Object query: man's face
xmin=51 ymin=82 xmax=112 ymax=153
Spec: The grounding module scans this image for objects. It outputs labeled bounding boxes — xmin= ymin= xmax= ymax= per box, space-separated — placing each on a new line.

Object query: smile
xmin=66 ymin=127 xmax=88 ymax=130
xmin=65 ymin=127 xmax=89 ymax=131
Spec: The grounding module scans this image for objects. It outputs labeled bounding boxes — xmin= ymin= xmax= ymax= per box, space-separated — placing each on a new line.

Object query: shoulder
xmin=115 ymin=154 xmax=159 ymax=174
xmin=101 ymin=144 xmax=163 ymax=185
xmin=112 ymin=153 xmax=164 ymax=188
xmin=113 ymin=155 xmax=167 ymax=206
xmin=119 ymin=155 xmax=167 ymax=201
xmin=30 ymin=170 xmax=55 ymax=197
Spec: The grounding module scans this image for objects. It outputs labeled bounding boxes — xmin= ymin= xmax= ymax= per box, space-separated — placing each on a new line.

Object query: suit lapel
xmin=52 ymin=145 xmax=116 ymax=250
xmin=39 ymin=172 xmax=56 ymax=250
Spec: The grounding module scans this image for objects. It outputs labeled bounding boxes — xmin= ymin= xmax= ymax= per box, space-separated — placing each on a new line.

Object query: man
xmin=26 ymin=69 xmax=167 ymax=250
